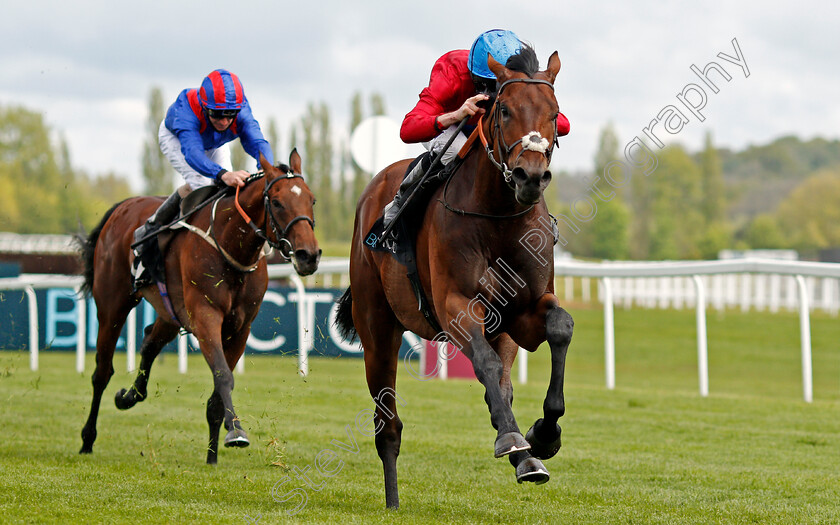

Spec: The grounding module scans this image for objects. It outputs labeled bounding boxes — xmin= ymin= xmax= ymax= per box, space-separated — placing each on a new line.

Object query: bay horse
xmin=77 ymin=151 xmax=320 ymax=464
xmin=335 ymin=49 xmax=574 ymax=508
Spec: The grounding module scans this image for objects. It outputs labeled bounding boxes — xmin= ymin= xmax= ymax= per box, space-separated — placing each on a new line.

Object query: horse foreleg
xmin=205 ymin=390 xmax=224 ymax=465
xmin=525 ymin=304 xmax=573 ymax=460
xmin=114 ymin=320 xmax=179 ymax=410
xmin=492 ymin=334 xmax=518 ymax=408
xmin=219 ymin=325 xmax=251 ymax=451
xmin=470 ymin=333 xmax=531 ymax=453
xmin=195 ymin=317 xmax=248 ymax=464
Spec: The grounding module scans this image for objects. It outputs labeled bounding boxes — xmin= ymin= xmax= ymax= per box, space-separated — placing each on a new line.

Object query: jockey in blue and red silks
xmin=133 ymin=69 xmax=274 ymax=281
xmin=383 ymin=29 xmax=571 ymax=230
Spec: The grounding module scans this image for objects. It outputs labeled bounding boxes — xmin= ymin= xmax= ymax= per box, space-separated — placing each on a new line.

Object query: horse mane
xmin=75 ymin=199 xmax=129 ymax=297
xmin=505 ymin=44 xmax=539 ymax=77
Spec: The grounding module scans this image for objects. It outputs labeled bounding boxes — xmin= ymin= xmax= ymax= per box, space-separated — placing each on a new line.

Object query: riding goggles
xmin=206 ymin=108 xmax=240 ymax=119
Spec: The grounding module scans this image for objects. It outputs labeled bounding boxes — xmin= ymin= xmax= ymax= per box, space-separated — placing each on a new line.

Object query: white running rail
xmin=555 ymin=258 xmax=840 ymax=402
xmin=3 ymin=257 xmax=839 ymax=402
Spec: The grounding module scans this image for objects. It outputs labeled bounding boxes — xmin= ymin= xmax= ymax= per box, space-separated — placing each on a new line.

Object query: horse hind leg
xmin=114 ymin=320 xmax=179 ymax=410
xmin=80 ymin=335 xmax=117 ymax=454
xmin=355 ymin=295 xmax=405 ymax=509
xmin=525 ymin=306 xmax=573 ymax=460
xmin=80 ymin=298 xmax=138 ymax=454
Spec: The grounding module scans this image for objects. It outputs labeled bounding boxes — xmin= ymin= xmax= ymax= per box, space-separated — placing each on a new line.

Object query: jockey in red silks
xmin=382 ymin=29 xmax=570 ymax=229
xmin=132 ymin=69 xmax=274 ymax=283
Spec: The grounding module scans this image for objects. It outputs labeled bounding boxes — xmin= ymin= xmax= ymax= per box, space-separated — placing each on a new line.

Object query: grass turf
xmin=0 ymin=306 xmax=838 ymax=523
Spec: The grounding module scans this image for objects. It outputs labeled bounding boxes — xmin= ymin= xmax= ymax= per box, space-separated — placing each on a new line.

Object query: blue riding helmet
xmin=468 ymin=29 xmax=522 ymax=80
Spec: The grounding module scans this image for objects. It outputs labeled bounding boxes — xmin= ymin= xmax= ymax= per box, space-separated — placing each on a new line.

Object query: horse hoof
xmin=114 ymin=388 xmax=131 ymax=410
xmin=494 ymin=431 xmax=531 ymax=458
xmin=79 ymin=445 xmax=93 ymax=454
xmin=516 ymin=457 xmax=550 ymax=485
xmin=525 ymin=419 xmax=562 ymax=460
xmin=224 ymin=429 xmax=250 ymax=448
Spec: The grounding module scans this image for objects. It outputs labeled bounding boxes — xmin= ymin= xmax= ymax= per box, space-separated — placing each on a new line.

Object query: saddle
xmin=365 ymin=154 xmax=442 ymax=256
xmin=132 ymin=184 xmax=228 ymax=292
xmin=363 ymin=151 xmax=468 ymax=334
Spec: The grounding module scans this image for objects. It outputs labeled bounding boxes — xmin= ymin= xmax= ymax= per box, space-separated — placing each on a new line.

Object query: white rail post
xmin=437 ymin=341 xmax=448 ymax=380
xmin=25 ymin=286 xmax=38 ymax=371
xmin=290 ymin=274 xmax=310 ymax=377
xmin=692 ymin=275 xmax=709 ymax=397
xmin=178 ymin=333 xmax=188 ymax=374
xmin=126 ymin=307 xmax=136 ymax=372
xmin=795 ymin=275 xmax=813 ymax=403
xmin=602 ymin=277 xmax=615 ymax=390
xmin=518 ymin=347 xmax=527 ymax=384
xmin=75 ymin=286 xmax=86 ymax=374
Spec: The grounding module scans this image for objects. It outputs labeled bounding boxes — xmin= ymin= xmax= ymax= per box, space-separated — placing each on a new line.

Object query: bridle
xmin=440 ymin=78 xmax=559 ymax=221
xmin=478 ymin=78 xmax=558 ymax=187
xmin=234 ymin=170 xmax=315 ymax=260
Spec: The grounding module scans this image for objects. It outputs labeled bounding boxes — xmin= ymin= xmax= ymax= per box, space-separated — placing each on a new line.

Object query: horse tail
xmin=74 ymin=200 xmax=127 ymax=297
xmin=334 ymin=287 xmax=357 ymax=341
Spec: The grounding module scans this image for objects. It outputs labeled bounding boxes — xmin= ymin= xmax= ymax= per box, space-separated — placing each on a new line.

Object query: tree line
xmin=0 ymin=105 xmax=133 ymax=234
xmin=549 ymin=125 xmax=840 ymax=260
xmin=2 ymin=96 xmax=839 ymax=260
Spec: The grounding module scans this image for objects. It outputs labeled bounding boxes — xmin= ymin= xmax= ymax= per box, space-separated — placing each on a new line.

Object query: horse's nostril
xmin=512 ymin=168 xmax=528 ymax=182
xmin=542 ymin=171 xmax=552 ymax=182
xmin=295 ymin=249 xmax=319 ymax=264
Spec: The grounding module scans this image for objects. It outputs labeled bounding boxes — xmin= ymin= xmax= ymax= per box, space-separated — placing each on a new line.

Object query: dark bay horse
xmin=78 ymin=151 xmax=320 ymax=464
xmin=335 ymin=50 xmax=574 ymax=508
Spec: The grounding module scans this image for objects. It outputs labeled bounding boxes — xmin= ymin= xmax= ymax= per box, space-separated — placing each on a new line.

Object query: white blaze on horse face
xmin=521 ymin=131 xmax=550 ymax=153
xmin=290 ymin=185 xmax=302 ymax=196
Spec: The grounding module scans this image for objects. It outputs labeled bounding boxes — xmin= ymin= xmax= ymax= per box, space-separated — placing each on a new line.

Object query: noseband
xmin=235 ymin=171 xmax=315 ymax=260
xmin=478 ymin=78 xmax=558 ymax=186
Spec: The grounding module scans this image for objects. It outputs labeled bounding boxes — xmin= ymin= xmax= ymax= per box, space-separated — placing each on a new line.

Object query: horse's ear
xmin=487 ymin=53 xmax=511 ymax=84
xmin=259 ymin=153 xmax=273 ymax=174
xmin=543 ymin=51 xmax=561 ymax=84
xmin=289 ymin=148 xmax=302 ymax=174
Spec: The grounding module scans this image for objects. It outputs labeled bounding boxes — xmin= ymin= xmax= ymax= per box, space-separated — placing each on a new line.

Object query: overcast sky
xmin=2 ymin=1 xmax=838 ymax=192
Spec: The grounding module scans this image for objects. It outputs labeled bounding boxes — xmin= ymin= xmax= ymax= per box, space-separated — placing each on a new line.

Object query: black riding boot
xmin=132 ymin=191 xmax=182 ymax=280
xmin=382 ymin=155 xmax=432 ymax=229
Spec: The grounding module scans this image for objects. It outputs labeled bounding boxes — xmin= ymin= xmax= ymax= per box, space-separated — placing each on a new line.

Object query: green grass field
xmin=1 ymin=306 xmax=838 ymax=524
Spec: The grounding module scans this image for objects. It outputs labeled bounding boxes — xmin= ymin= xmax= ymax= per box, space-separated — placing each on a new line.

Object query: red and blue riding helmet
xmin=198 ymin=69 xmax=245 ymax=116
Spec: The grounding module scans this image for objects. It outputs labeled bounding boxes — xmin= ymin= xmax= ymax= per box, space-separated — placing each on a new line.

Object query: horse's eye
xmin=499 ymin=105 xmax=510 ymax=118
xmin=271 ymin=199 xmax=284 ymax=209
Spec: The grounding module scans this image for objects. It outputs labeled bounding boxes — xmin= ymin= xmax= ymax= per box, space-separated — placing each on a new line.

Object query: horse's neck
xmin=455 ymin=149 xmax=525 ymax=215
xmin=444 ymin=149 xmax=550 ymax=262
xmin=214 ymin=182 xmax=267 ymax=260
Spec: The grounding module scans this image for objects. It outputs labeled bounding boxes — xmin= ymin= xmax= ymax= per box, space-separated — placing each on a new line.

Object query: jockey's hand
xmin=221 ymin=170 xmax=250 ymax=187
xmin=437 ymin=94 xmax=489 ymax=130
